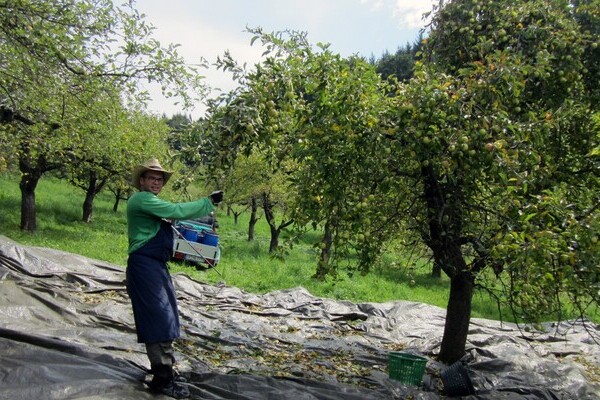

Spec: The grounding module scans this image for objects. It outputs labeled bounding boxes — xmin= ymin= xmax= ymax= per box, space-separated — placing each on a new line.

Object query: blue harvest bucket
xmin=201 ymin=232 xmax=219 ymax=247
xmin=181 ymin=228 xmax=198 ymax=242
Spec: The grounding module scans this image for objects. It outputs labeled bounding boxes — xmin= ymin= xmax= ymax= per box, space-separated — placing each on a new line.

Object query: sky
xmin=132 ymin=0 xmax=438 ymax=118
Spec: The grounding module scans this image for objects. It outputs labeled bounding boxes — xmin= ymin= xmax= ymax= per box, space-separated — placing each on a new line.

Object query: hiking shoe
xmin=161 ymin=380 xmax=190 ymax=399
xmin=149 ymin=379 xmax=190 ymax=399
xmin=174 ymin=372 xmax=188 ymax=383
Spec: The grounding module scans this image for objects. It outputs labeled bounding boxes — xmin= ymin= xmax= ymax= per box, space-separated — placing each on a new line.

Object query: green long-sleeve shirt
xmin=127 ymin=191 xmax=215 ymax=254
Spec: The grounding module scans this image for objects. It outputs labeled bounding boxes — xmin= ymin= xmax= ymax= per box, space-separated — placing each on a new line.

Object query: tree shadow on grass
xmin=372 ymin=261 xmax=450 ymax=290
xmin=0 ymin=197 xmax=22 ymax=230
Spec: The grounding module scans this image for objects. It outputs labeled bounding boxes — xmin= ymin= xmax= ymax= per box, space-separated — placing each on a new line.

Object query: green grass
xmin=1 ymin=172 xmax=596 ymax=323
xmin=0 ymin=173 xmax=130 ymax=265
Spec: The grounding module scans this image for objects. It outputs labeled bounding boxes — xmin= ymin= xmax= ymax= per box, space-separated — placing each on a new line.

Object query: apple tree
xmin=66 ymin=102 xmax=170 ymax=222
xmin=0 ymin=0 xmax=205 ymax=230
xmin=389 ymin=0 xmax=600 ymax=363
xmin=197 ymin=3 xmax=598 ymax=365
xmin=206 ymin=29 xmax=406 ymax=278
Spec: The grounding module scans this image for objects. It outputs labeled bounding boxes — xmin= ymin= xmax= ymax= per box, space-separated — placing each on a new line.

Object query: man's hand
xmin=210 ymin=190 xmax=224 ymax=205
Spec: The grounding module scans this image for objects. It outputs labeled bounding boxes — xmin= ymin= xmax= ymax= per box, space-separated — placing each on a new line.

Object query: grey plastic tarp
xmin=0 ymin=235 xmax=599 ymax=399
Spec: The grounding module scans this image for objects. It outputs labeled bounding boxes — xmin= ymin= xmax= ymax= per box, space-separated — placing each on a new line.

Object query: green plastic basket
xmin=388 ymin=352 xmax=427 ymax=386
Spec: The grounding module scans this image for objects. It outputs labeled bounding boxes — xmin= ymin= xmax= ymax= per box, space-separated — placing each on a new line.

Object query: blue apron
xmin=126 ymin=220 xmax=179 ymax=344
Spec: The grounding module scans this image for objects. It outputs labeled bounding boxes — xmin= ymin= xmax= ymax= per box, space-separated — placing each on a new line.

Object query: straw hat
xmin=131 ymin=158 xmax=173 ymax=190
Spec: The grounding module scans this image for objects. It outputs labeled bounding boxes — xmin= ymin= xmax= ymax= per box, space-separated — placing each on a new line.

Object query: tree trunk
xmin=111 ymin=187 xmax=131 ymax=212
xmin=233 ymin=210 xmax=240 ymax=224
xmin=262 ymin=193 xmax=279 ymax=252
xmin=19 ymin=172 xmax=40 ymax=231
xmin=268 ymin=228 xmax=280 ymax=253
xmin=113 ymin=188 xmax=121 ymax=212
xmin=421 ymin=164 xmax=473 ymax=364
xmin=248 ymin=197 xmax=257 ymax=241
xmin=81 ymin=172 xmax=107 ymax=223
xmin=261 ymin=193 xmax=293 ymax=253
xmin=314 ymin=220 xmax=334 ymax=280
xmin=82 ymin=174 xmax=96 ymax=223
xmin=431 ymin=261 xmax=442 ymax=278
xmin=17 ymin=135 xmax=60 ymax=231
xmin=438 ymin=272 xmax=474 ymax=364
xmin=82 ymin=191 xmax=94 ymax=223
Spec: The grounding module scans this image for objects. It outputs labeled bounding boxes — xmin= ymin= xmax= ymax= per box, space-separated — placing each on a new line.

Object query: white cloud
xmin=360 ymin=0 xmax=385 ymax=10
xmin=359 ymin=0 xmax=437 ymax=29
xmin=392 ymin=0 xmax=438 ymax=28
